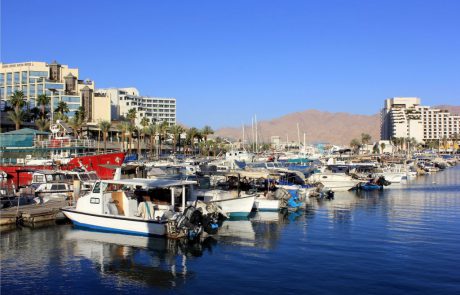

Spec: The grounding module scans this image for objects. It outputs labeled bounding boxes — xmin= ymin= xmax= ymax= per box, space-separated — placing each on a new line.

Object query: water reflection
xmin=64 ymin=229 xmax=217 ymax=288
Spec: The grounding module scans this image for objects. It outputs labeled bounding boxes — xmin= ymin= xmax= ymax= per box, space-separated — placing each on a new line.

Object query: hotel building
xmin=96 ymin=87 xmax=176 ymax=126
xmin=0 ymin=61 xmax=110 ymax=122
xmin=381 ymin=97 xmax=460 ymax=143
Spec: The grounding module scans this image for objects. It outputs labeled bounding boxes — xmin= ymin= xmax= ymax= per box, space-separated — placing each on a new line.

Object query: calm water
xmin=2 ymin=167 xmax=460 ymax=295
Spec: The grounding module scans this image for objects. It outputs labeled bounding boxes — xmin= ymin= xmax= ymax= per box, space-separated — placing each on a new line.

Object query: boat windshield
xmin=88 ymin=173 xmax=99 ymax=180
xmin=80 ymin=174 xmax=90 ymax=181
xmin=46 ymin=174 xmax=65 ymax=182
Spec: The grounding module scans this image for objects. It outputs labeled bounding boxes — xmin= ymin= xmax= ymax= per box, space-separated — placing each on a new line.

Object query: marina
xmin=1 ymin=165 xmax=459 ymax=294
xmin=2 ymin=1 xmax=460 ymax=294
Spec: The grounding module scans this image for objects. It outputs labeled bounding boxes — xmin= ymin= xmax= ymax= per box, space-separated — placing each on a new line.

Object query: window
xmin=29 ymin=71 xmax=48 ymax=78
xmin=21 ymin=71 xmax=27 ymax=83
xmin=6 ymin=73 xmax=12 ymax=84
xmin=33 ymin=175 xmax=45 ymax=183
xmin=90 ymin=197 xmax=100 ymax=204
xmin=14 ymin=72 xmax=20 ymax=83
xmin=45 ymin=83 xmax=64 ymax=90
xmin=0 ymin=73 xmax=4 ymax=83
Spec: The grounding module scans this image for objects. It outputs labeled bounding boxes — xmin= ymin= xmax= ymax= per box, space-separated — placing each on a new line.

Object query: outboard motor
xmin=376 ymin=176 xmax=391 ymax=186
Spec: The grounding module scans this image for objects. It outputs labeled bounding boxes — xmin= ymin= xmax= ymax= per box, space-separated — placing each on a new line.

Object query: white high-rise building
xmin=381 ymin=97 xmax=460 ymax=143
xmin=96 ymin=87 xmax=176 ymax=126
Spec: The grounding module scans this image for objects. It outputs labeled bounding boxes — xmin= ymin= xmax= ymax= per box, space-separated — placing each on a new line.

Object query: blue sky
xmin=2 ymin=0 xmax=459 ymax=128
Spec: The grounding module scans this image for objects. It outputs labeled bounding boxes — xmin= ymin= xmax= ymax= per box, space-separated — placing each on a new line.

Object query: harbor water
xmin=1 ymin=167 xmax=460 ymax=295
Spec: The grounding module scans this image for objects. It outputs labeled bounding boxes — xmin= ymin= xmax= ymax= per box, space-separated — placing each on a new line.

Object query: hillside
xmin=215 ymin=110 xmax=380 ymax=145
xmin=214 ymin=105 xmax=460 ymax=145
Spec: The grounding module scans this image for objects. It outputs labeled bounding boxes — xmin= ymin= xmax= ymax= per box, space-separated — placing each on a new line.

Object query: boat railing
xmin=34 ymin=139 xmax=97 ymax=149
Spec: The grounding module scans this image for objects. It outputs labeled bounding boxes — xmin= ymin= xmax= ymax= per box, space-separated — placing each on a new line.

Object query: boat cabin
xmin=75 ymin=179 xmax=197 ymax=220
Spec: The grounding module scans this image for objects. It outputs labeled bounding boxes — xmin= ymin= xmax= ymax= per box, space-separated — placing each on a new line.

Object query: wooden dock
xmin=0 ymin=200 xmax=69 ymax=226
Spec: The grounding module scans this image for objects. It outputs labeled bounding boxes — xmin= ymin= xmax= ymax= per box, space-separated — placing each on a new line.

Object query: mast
xmin=242 ymin=123 xmax=246 ymax=151
xmin=297 ymin=123 xmax=300 ymax=148
xmin=255 ymin=114 xmax=258 ymax=153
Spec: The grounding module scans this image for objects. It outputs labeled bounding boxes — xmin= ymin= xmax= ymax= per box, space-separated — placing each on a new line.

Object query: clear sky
xmin=2 ymin=0 xmax=459 ymax=129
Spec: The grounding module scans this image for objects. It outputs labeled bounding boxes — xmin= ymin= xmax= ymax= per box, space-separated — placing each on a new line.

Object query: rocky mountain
xmin=214 ymin=105 xmax=460 ymax=145
xmin=215 ymin=110 xmax=380 ymax=145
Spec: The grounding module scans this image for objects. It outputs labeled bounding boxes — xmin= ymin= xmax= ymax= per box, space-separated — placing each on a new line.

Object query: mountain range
xmin=213 ymin=105 xmax=460 ymax=145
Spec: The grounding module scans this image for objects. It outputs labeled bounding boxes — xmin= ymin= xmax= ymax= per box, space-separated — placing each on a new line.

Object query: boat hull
xmin=1 ymin=152 xmax=125 ymax=187
xmin=253 ymin=198 xmax=279 ymax=211
xmin=61 ymin=208 xmax=166 ymax=236
xmin=211 ymin=195 xmax=256 ymax=217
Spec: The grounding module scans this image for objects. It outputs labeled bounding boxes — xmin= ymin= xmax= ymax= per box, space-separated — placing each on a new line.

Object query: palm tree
xmin=117 ymin=121 xmax=130 ymax=152
xmin=127 ymin=109 xmax=137 ymax=125
xmin=157 ymin=121 xmax=169 ymax=156
xmin=9 ymin=90 xmax=25 ymax=114
xmin=145 ymin=123 xmax=157 ymax=159
xmin=127 ymin=123 xmax=136 ymax=154
xmin=35 ymin=117 xmax=50 ymax=132
xmin=350 ymin=138 xmax=361 ymax=154
xmin=380 ymin=142 xmax=386 ymax=154
xmin=8 ymin=109 xmax=25 ymax=130
xmin=68 ymin=115 xmax=84 ymax=139
xmin=98 ymin=120 xmax=112 ymax=152
xmin=74 ymin=106 xmax=86 ymax=122
xmin=361 ymin=133 xmax=372 ymax=145
xmin=36 ymin=94 xmax=50 ymax=118
xmin=169 ymin=124 xmax=185 ymax=154
xmin=186 ymin=127 xmax=199 ymax=155
xmin=139 ymin=117 xmax=150 ymax=151
xmin=55 ymin=101 xmax=69 ymax=122
xmin=201 ymin=125 xmax=214 ymax=142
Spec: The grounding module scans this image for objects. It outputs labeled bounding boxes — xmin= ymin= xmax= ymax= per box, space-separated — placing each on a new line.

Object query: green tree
xmin=116 ymin=121 xmax=130 ymax=152
xmin=201 ymin=125 xmax=214 ymax=142
xmin=380 ymin=142 xmax=386 ymax=153
xmin=361 ymin=133 xmax=372 ymax=145
xmin=35 ymin=117 xmax=50 ymax=132
xmin=127 ymin=123 xmax=136 ymax=154
xmin=9 ymin=90 xmax=25 ymax=114
xmin=169 ymin=124 xmax=185 ymax=154
xmin=350 ymin=138 xmax=361 ymax=154
xmin=55 ymin=101 xmax=69 ymax=122
xmin=127 ymin=109 xmax=137 ymax=125
xmin=36 ymin=94 xmax=50 ymax=118
xmin=68 ymin=115 xmax=84 ymax=139
xmin=157 ymin=121 xmax=169 ymax=156
xmin=98 ymin=120 xmax=112 ymax=152
xmin=8 ymin=109 xmax=25 ymax=130
xmin=186 ymin=127 xmax=200 ymax=155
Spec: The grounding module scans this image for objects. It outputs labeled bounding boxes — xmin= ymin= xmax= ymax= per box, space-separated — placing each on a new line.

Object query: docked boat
xmin=189 ymin=189 xmax=256 ymax=217
xmin=62 ymin=178 xmax=225 ymax=238
xmin=308 ymin=173 xmax=360 ymax=191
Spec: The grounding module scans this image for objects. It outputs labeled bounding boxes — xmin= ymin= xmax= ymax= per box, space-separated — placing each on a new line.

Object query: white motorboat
xmin=62 ymin=178 xmax=206 ymax=237
xmin=189 ymin=189 xmax=255 ymax=217
xmin=308 ymin=173 xmax=360 ymax=191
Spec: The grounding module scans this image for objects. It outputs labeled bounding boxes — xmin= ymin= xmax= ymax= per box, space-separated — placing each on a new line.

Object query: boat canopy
xmin=101 ymin=178 xmax=197 ymax=188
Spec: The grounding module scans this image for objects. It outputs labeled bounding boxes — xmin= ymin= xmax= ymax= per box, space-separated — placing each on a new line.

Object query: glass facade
xmin=45 ymin=83 xmax=64 ymax=90
xmin=29 ymin=71 xmax=48 ymax=78
xmin=62 ymin=96 xmax=80 ymax=103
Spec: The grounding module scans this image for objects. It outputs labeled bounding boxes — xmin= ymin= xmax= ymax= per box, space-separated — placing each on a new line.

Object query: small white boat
xmin=189 ymin=189 xmax=255 ymax=217
xmin=308 ymin=173 xmax=360 ymax=191
xmin=62 ymin=178 xmax=199 ymax=237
